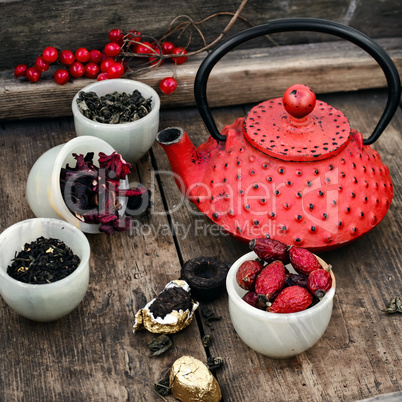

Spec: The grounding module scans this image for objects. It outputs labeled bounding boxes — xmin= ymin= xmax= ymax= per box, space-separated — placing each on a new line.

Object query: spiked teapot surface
xmin=157 ymin=19 xmax=401 ymax=251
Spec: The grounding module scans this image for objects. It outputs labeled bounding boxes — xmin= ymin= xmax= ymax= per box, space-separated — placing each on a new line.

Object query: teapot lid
xmin=243 ymin=84 xmax=351 ymax=161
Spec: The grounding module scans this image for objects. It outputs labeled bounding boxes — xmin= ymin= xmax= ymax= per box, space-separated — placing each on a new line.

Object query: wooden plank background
xmin=1 ymin=0 xmax=401 ymax=71
xmin=0 ymin=87 xmax=401 ymax=401
xmin=0 ymin=38 xmax=401 ymax=120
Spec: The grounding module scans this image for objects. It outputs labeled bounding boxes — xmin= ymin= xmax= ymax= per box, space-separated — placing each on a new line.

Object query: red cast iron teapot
xmin=157 ymin=18 xmax=401 ymax=251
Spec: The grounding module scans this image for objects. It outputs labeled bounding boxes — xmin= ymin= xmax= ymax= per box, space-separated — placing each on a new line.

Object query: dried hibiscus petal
xmin=60 ymin=151 xmax=151 ymax=234
xmin=98 ymin=151 xmax=132 ymax=181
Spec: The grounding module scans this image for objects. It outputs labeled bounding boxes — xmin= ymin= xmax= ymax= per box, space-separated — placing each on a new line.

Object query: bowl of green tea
xmin=0 ymin=218 xmax=90 ymax=322
xmin=72 ymin=79 xmax=160 ymax=164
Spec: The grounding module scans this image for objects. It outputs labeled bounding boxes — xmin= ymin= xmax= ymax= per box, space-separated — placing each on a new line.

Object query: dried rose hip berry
xmin=242 ymin=291 xmax=259 ymax=308
xmin=254 ymin=260 xmax=286 ymax=301
xmin=249 ymin=237 xmax=289 ymax=264
xmin=307 ymin=269 xmax=332 ymax=294
xmin=268 ymin=286 xmax=313 ymax=314
xmin=285 ymin=273 xmax=308 ymax=289
xmin=288 ymin=246 xmax=322 ymax=276
xmin=236 ymin=260 xmax=264 ymax=290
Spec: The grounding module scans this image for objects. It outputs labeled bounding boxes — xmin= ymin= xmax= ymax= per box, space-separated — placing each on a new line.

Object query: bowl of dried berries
xmin=72 ymin=79 xmax=160 ymax=164
xmin=0 ymin=218 xmax=90 ymax=322
xmin=226 ymin=238 xmax=336 ymax=358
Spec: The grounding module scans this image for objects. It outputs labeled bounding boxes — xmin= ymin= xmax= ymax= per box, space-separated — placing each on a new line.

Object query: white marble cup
xmin=0 ymin=218 xmax=90 ymax=322
xmin=26 ymin=136 xmax=128 ymax=234
xmin=226 ymin=251 xmax=336 ymax=358
xmin=72 ymin=79 xmax=160 ymax=164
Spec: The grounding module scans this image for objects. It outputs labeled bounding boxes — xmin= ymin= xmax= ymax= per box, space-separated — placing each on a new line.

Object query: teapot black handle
xmin=194 ymin=18 xmax=401 ymax=145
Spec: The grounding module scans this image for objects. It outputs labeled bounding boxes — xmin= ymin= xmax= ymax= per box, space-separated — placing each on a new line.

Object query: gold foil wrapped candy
xmin=170 ymin=356 xmax=222 ymax=402
xmin=133 ymin=280 xmax=199 ymax=334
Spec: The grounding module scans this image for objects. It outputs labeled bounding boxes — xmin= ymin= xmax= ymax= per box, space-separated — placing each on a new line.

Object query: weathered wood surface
xmin=1 ymin=0 xmax=401 ymax=71
xmin=0 ymin=88 xmax=401 ymax=401
xmin=1 ymin=38 xmax=401 ymax=120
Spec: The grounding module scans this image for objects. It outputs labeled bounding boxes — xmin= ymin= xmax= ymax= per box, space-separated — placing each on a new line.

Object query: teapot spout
xmin=156 ymin=127 xmax=206 ymax=197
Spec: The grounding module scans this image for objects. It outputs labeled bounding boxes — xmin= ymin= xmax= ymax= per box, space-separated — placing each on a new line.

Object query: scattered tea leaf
xmin=154 ymin=374 xmax=171 ymax=398
xmin=201 ymin=306 xmax=222 ymax=326
xmin=383 ymin=297 xmax=402 ymax=314
xmin=207 ymin=356 xmax=224 ymax=372
xmin=148 ymin=335 xmax=172 ymax=357
xmin=202 ymin=334 xmax=212 ymax=348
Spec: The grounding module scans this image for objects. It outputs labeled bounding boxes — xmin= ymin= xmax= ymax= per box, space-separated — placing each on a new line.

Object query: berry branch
xmin=14 ymin=0 xmax=263 ymax=95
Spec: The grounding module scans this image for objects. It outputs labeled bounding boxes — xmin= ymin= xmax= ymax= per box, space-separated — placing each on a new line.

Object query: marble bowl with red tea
xmin=26 ymin=136 xmax=130 ymax=234
xmin=0 ymin=218 xmax=90 ymax=322
xmin=72 ymin=79 xmax=160 ymax=164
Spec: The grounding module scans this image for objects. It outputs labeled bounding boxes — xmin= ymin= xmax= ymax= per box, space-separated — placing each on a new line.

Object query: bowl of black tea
xmin=0 ymin=218 xmax=90 ymax=322
xmin=72 ymin=79 xmax=160 ymax=164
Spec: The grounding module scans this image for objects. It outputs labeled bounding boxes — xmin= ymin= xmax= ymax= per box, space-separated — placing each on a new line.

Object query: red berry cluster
xmin=14 ymin=28 xmax=188 ymax=94
xmin=236 ymin=238 xmax=333 ymax=314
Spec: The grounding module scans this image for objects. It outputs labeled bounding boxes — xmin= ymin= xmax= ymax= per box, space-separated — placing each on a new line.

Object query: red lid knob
xmin=283 ymin=84 xmax=316 ymax=119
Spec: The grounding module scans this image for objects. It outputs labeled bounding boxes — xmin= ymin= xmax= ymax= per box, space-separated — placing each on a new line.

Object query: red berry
xmin=97 ymin=72 xmax=109 ymax=81
xmin=242 ymin=291 xmax=259 ymax=308
xmin=75 ymin=47 xmax=91 ymax=63
xmin=85 ymin=62 xmax=100 ymax=79
xmin=149 ymin=48 xmax=163 ymax=66
xmin=107 ymin=62 xmax=124 ymax=79
xmin=254 ymin=260 xmax=286 ymax=301
xmin=69 ymin=61 xmax=85 ymax=78
xmin=104 ymin=42 xmax=121 ymax=57
xmin=26 ymin=67 xmax=41 ymax=83
xmin=161 ymin=41 xmax=175 ymax=55
xmin=100 ymin=57 xmax=115 ymax=73
xmin=59 ymin=50 xmax=75 ymax=66
xmin=42 ymin=46 xmax=58 ymax=64
xmin=108 ymin=29 xmax=124 ymax=43
xmin=14 ymin=64 xmax=27 ymax=78
xmin=89 ymin=49 xmax=102 ymax=64
xmin=34 ymin=56 xmax=49 ymax=72
xmin=135 ymin=41 xmax=153 ymax=55
xmin=307 ymin=269 xmax=332 ymax=294
xmin=127 ymin=29 xmax=141 ymax=42
xmin=172 ymin=47 xmax=188 ymax=64
xmin=236 ymin=260 xmax=264 ymax=290
xmin=269 ymin=286 xmax=313 ymax=314
xmin=159 ymin=77 xmax=177 ymax=95
xmin=54 ymin=69 xmax=70 ymax=85
xmin=283 ymin=84 xmax=316 ymax=118
xmin=249 ymin=238 xmax=289 ymax=264
xmin=289 ymin=246 xmax=322 ymax=276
